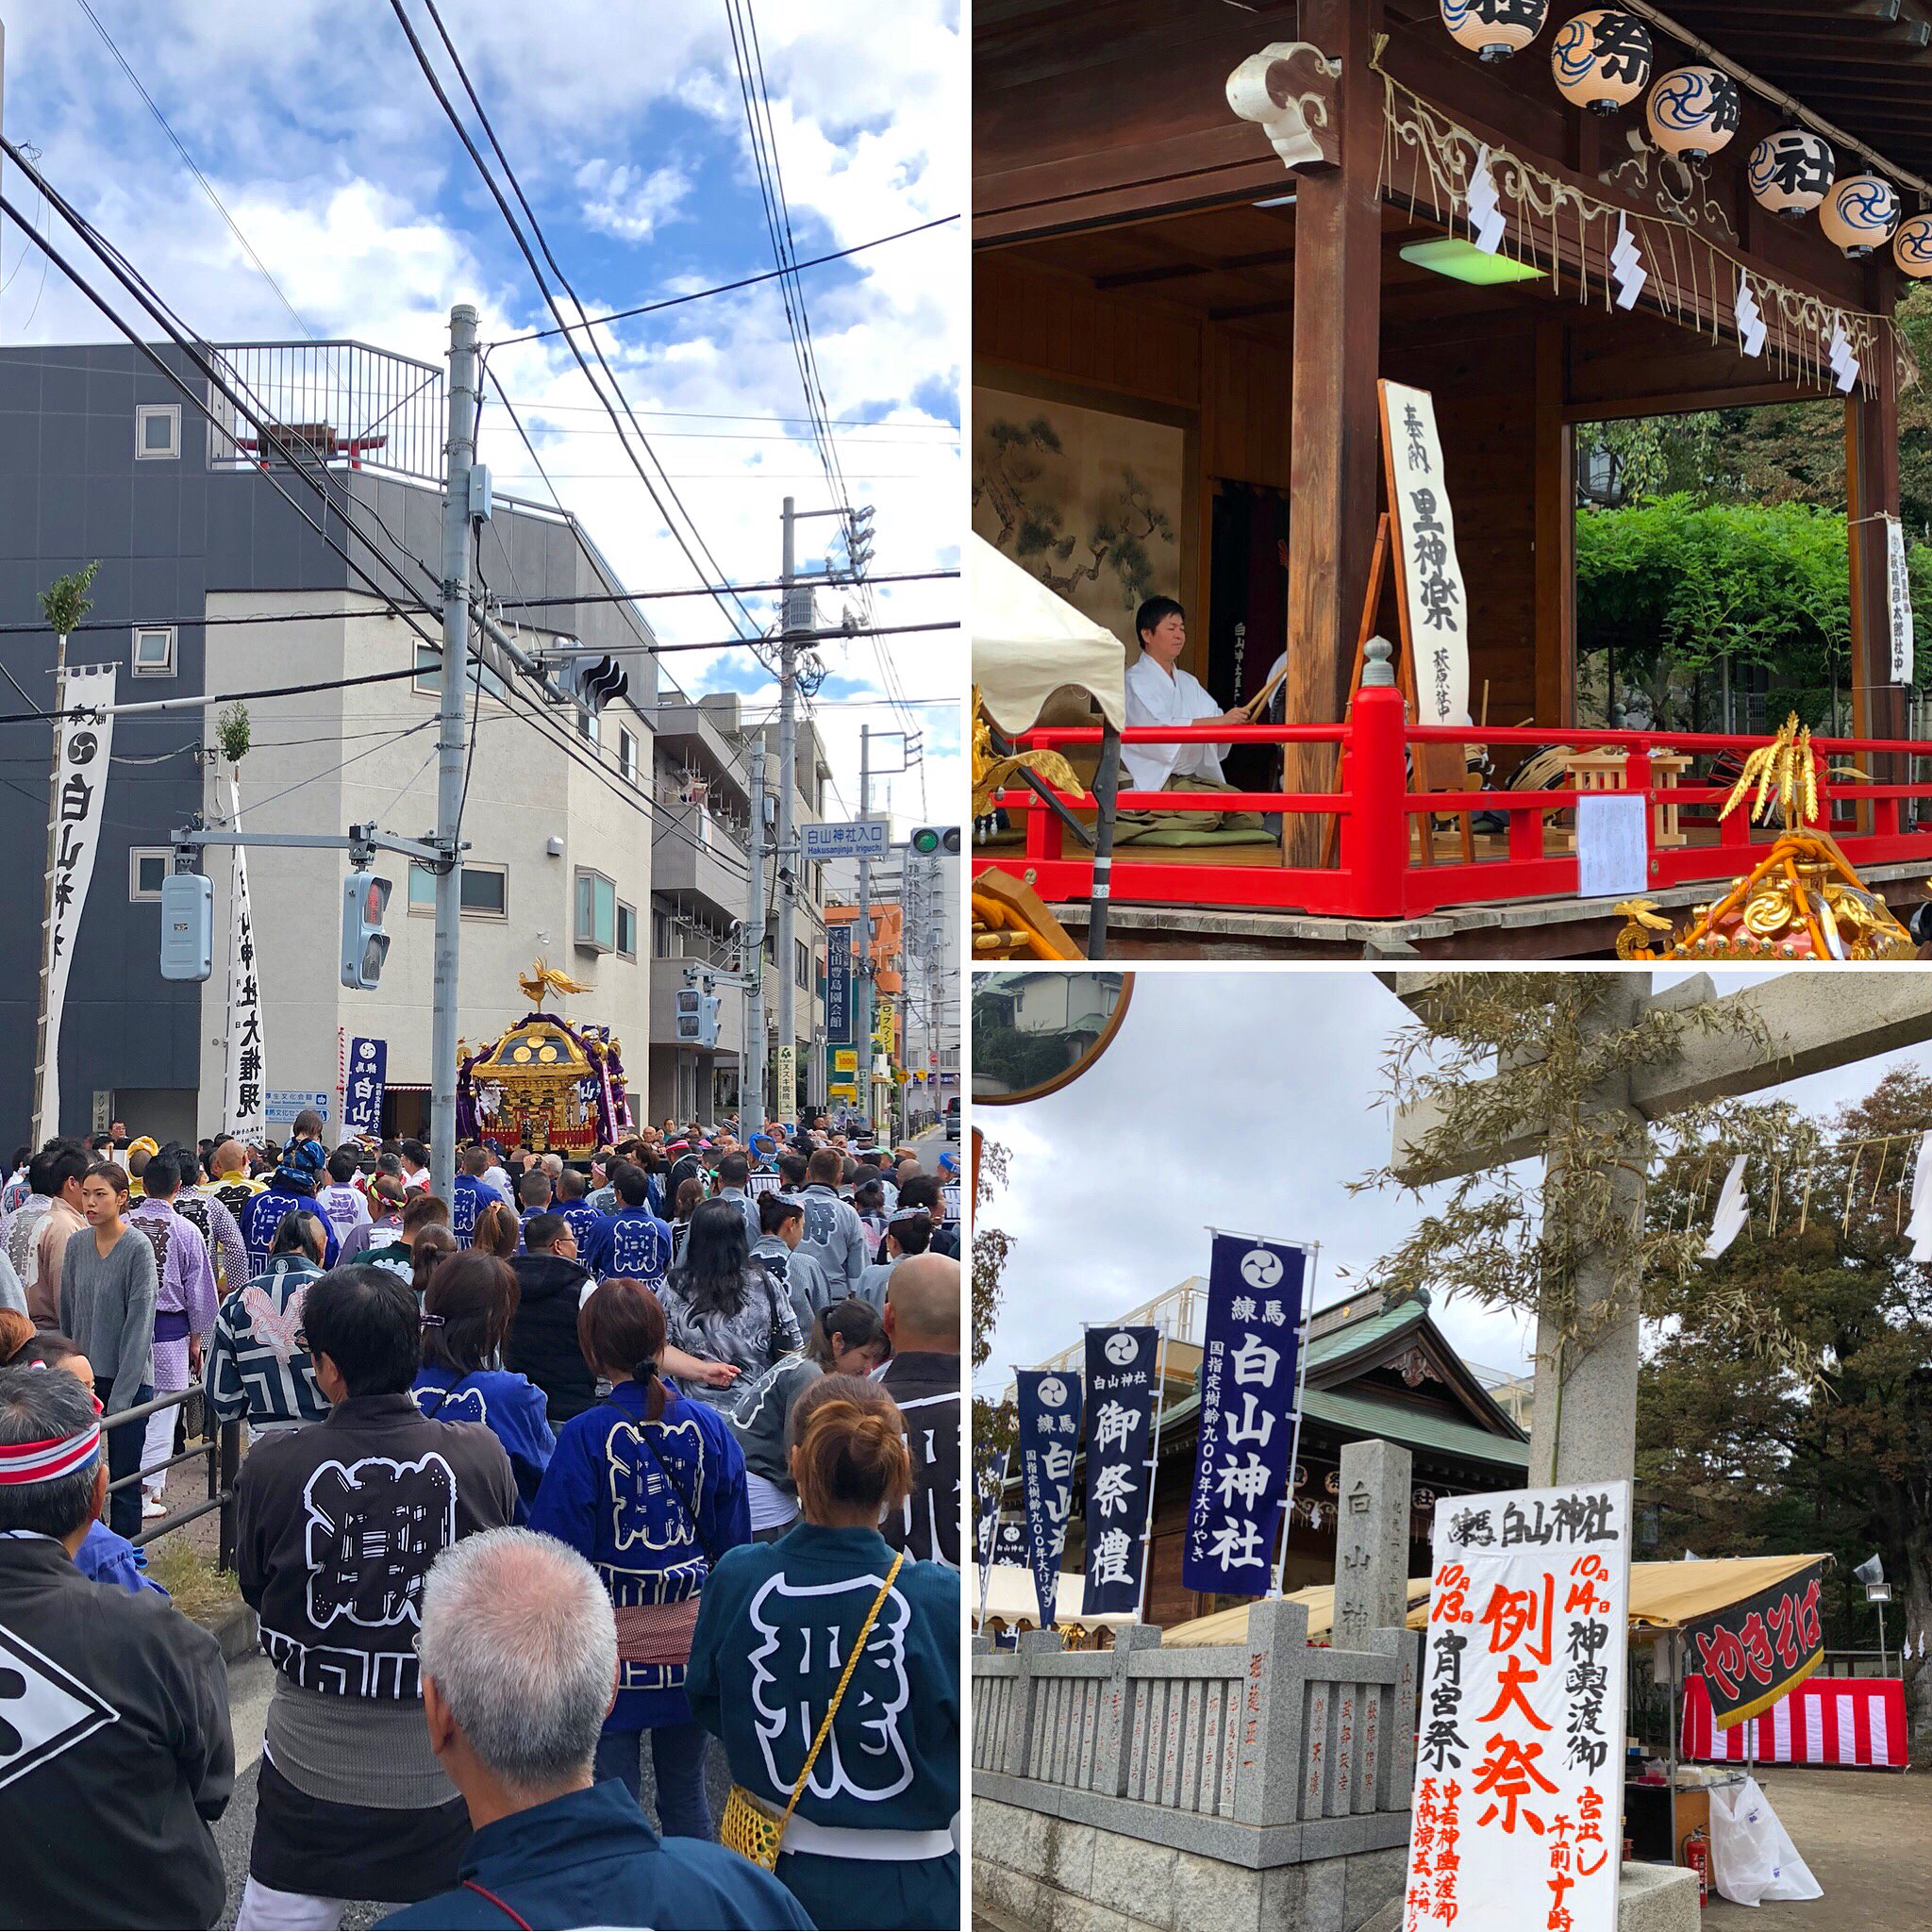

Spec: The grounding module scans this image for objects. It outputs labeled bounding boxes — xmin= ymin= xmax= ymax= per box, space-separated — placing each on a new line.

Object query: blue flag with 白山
xmin=1016 ymin=1367 xmax=1083 ymax=1632
xmin=1082 ymin=1325 xmax=1159 ymax=1616
xmin=1182 ymin=1233 xmax=1309 ymax=1598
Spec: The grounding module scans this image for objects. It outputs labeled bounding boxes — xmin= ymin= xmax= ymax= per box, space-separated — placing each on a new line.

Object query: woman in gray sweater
xmin=58 ymin=1160 xmax=158 ymax=1538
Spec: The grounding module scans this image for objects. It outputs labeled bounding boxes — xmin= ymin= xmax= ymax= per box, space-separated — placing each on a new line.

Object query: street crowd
xmin=0 ymin=1108 xmax=963 ymax=1931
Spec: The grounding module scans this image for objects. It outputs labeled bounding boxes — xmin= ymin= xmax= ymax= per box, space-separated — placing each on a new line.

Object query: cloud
xmin=574 ymin=159 xmax=693 ymax=244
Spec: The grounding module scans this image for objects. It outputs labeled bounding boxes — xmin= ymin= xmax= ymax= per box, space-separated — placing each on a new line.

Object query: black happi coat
xmin=0 ymin=1536 xmax=232 ymax=1930
xmin=879 ymin=1349 xmax=962 ymax=1570
xmin=506 ymin=1252 xmax=601 ymax=1424
xmin=237 ymin=1391 xmax=516 ymax=1697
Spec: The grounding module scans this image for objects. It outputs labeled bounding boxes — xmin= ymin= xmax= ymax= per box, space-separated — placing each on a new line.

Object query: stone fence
xmin=974 ymin=1598 xmax=1421 ymax=1873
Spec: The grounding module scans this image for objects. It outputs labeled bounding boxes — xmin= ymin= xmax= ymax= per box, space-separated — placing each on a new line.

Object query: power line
xmin=393 ymin=0 xmax=760 ymax=647
xmin=485 ymin=215 xmax=957 ymax=349
xmin=0 ymin=663 xmax=426 ymax=727
xmin=72 ymin=0 xmax=315 ymax=342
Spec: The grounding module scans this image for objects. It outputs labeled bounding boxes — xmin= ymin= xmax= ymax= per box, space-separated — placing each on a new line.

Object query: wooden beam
xmin=1674 ymin=8 xmax=1928 ymax=45
xmin=1533 ymin=318 xmax=1575 ymax=731
xmin=1281 ymin=0 xmax=1386 ymax=868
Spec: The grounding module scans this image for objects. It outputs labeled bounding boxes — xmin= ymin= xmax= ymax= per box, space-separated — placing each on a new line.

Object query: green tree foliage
xmin=973 ymin=1136 xmax=1016 ymax=1456
xmin=1575 ymin=496 xmax=1932 ymax=725
xmin=1641 ymin=1068 xmax=1932 ymax=1748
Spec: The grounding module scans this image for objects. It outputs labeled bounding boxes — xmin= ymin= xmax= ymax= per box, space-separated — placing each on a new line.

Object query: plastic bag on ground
xmin=1707 ymin=1774 xmax=1824 ymax=1907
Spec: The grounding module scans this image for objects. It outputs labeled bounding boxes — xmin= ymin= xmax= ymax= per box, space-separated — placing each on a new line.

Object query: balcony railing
xmin=207 ymin=340 xmax=445 ymax=486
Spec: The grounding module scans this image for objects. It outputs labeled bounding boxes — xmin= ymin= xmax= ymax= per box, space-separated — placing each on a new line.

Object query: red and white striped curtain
xmin=1681 ymin=1674 xmax=1906 ymax=1769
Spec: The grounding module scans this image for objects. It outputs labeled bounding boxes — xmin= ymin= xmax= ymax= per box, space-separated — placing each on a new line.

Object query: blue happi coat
xmin=687 ymin=1524 xmax=961 ymax=1931
xmin=239 ymin=1182 xmax=341 ymax=1275
xmin=584 ymin=1205 xmax=674 ymax=1288
xmin=527 ymin=1379 xmax=750 ymax=1730
xmin=411 ymin=1365 xmax=557 ymax=1514
xmin=451 ymin=1173 xmax=509 ymax=1248
xmin=556 ymin=1199 xmax=614 ymax=1259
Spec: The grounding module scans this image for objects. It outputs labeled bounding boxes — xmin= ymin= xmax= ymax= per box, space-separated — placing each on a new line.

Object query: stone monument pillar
xmin=1333 ymin=1436 xmax=1413 ymax=1649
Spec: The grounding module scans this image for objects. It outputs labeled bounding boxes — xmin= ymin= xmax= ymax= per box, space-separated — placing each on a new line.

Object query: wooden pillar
xmin=1534 ymin=318 xmax=1576 ymax=729
xmin=1848 ymin=269 xmax=1905 ymax=795
xmin=1282 ymin=0 xmax=1385 ymax=866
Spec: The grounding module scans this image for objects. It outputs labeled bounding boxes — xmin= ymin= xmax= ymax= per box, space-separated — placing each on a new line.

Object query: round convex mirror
xmin=971 ymin=971 xmax=1133 ymax=1105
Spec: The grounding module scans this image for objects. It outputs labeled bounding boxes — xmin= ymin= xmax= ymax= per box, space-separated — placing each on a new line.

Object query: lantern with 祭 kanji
xmin=1550 ymin=8 xmax=1651 ymax=113
xmin=1441 ymin=0 xmax=1548 ymax=62
xmin=1645 ymin=65 xmax=1740 ymax=163
xmin=1748 ymin=130 xmax=1836 ymax=221
xmin=1896 ymin=212 xmax=1932 ymax=280
xmin=1820 ymin=175 xmax=1901 ymax=258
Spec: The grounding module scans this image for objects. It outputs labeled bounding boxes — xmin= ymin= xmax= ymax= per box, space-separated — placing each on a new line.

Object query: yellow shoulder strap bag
xmin=720 ymin=1550 xmax=907 ymax=1870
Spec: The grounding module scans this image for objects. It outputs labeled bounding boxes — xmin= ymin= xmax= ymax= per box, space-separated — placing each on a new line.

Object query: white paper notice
xmin=1405 ymin=1481 xmax=1632 ymax=1932
xmin=1381 ymin=381 xmax=1470 ymax=733
xmin=1886 ymin=514 xmax=1914 ymax=688
xmin=1575 ymin=792 xmax=1648 ymax=899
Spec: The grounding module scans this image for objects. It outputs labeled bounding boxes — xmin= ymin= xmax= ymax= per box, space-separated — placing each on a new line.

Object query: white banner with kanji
xmin=1405 ymin=1480 xmax=1632 ymax=1932
xmin=223 ymin=774 xmax=265 ymax=1141
xmin=36 ymin=667 xmax=117 ymax=1143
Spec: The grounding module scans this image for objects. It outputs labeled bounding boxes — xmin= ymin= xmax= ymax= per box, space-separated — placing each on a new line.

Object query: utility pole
xmin=774 ymin=496 xmax=801 ymax=1128
xmin=743 ymin=745 xmax=767 ymax=1127
xmin=431 ymin=304 xmax=480 ymax=1200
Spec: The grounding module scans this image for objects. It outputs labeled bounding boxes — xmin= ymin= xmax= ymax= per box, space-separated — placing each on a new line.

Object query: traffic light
xmin=158 ymin=873 xmax=212 ymax=982
xmin=675 ymin=987 xmax=722 ymax=1047
xmin=341 ymin=870 xmax=392 ymax=990
xmin=908 ymin=824 xmax=961 ymax=857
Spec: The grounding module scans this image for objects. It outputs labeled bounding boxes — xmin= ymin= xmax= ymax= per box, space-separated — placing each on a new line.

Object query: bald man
xmin=878 ymin=1252 xmax=960 ymax=1569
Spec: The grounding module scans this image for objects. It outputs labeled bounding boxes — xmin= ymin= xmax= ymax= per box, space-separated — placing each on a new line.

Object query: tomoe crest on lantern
xmin=1644 ymin=65 xmax=1740 ymax=162
xmin=1748 ymin=130 xmax=1835 ymax=220
xmin=1550 ymin=8 xmax=1652 ymax=113
xmin=1441 ymin=0 xmax=1548 ymax=62
xmin=1820 ymin=175 xmax=1900 ymax=258
xmin=1895 ymin=212 xmax=1932 ymax=281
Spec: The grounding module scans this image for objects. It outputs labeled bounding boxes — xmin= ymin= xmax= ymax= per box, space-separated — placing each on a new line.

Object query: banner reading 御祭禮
xmin=223 ymin=774 xmax=266 ymax=1142
xmin=1015 ymin=1367 xmax=1081 ymax=1631
xmin=1181 ymin=1233 xmax=1308 ymax=1597
xmin=1405 ymin=1480 xmax=1632 ymax=1932
xmin=1082 ymin=1324 xmax=1159 ymax=1615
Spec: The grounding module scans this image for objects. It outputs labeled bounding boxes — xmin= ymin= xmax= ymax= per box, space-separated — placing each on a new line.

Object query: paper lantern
xmin=1550 ymin=8 xmax=1652 ymax=113
xmin=1820 ymin=175 xmax=1900 ymax=258
xmin=1645 ymin=65 xmax=1741 ymax=162
xmin=1748 ymin=130 xmax=1835 ymax=220
xmin=1896 ymin=213 xmax=1932 ymax=280
xmin=1441 ymin=0 xmax=1548 ymax=62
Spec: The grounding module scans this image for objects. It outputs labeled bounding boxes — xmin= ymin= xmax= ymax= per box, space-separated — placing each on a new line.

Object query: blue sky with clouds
xmin=1 ymin=0 xmax=961 ymax=819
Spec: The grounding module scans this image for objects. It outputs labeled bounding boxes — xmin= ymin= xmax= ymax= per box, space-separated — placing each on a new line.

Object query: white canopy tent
xmin=974 ymin=1560 xmax=1142 ymax=1633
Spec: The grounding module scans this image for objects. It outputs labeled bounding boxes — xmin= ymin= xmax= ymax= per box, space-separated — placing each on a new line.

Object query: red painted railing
xmin=977 ymin=681 xmax=1932 ymax=923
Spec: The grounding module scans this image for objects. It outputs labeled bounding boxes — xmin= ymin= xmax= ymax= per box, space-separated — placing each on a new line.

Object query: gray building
xmin=0 ymin=338 xmax=662 ymax=1146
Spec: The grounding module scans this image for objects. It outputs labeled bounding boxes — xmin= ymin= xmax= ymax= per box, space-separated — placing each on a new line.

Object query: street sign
xmin=826 ymin=924 xmax=853 ymax=1042
xmin=801 ymin=819 xmax=888 ymax=860
xmin=265 ymin=1090 xmax=331 ymax=1125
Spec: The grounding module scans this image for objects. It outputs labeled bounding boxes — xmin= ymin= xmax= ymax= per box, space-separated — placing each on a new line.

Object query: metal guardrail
xmin=101 ymin=1391 xmax=242 ymax=1571
xmin=207 ymin=339 xmax=446 ymax=486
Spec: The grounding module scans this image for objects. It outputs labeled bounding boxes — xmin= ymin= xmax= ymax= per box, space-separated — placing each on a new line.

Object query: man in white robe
xmin=1121 ymin=597 xmax=1261 ymax=830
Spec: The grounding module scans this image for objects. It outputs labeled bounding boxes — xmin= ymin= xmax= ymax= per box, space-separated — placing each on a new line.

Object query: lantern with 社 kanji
xmin=1549 ymin=8 xmax=1651 ymax=113
xmin=1748 ymin=130 xmax=1835 ymax=220
xmin=1645 ymin=65 xmax=1740 ymax=162
xmin=1441 ymin=0 xmax=1548 ymax=62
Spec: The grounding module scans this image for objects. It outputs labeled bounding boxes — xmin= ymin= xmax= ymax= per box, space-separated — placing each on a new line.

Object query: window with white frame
xmin=128 ymin=848 xmax=169 ymax=901
xmin=575 ymin=868 xmax=617 ymax=952
xmin=652 ymin=908 xmax=671 ymax=956
xmin=619 ymin=727 xmax=639 ymax=785
xmin=617 ymin=900 xmax=638 ymax=959
xmin=135 ymin=403 xmax=180 ymax=460
xmin=131 ymin=626 xmax=175 ymax=677
xmin=795 ymin=939 xmax=811 ymax=989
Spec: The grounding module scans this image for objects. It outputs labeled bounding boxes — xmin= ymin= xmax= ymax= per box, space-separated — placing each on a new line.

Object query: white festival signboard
xmin=223 ymin=775 xmax=266 ymax=1142
xmin=1405 ymin=1480 xmax=1632 ymax=1932
xmin=1885 ymin=514 xmax=1914 ymax=689
xmin=36 ymin=667 xmax=117 ymax=1144
xmin=1381 ymin=381 xmax=1470 ymax=734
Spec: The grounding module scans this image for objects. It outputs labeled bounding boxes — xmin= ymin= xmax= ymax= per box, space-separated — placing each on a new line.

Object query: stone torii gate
xmin=1388 ymin=973 xmax=1932 ymax=1489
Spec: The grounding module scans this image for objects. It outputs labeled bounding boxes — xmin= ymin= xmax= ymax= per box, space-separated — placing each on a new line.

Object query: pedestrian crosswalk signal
xmin=158 ymin=872 xmax=212 ymax=982
xmin=341 ymin=871 xmax=392 ymax=991
xmin=675 ymin=987 xmax=721 ymax=1047
xmin=908 ymin=824 xmax=961 ymax=857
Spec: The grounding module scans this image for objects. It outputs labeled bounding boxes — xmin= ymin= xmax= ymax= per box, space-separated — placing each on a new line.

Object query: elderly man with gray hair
xmin=377 ymin=1527 xmax=813 ymax=1930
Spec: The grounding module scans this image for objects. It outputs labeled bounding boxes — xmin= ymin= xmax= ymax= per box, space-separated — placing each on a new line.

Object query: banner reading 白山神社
xmin=1181 ymin=1233 xmax=1307 ymax=1597
xmin=1082 ymin=1325 xmax=1158 ymax=1615
xmin=1015 ymin=1367 xmax=1082 ymax=1631
xmin=1405 ymin=1480 xmax=1632 ymax=1932
xmin=36 ymin=668 xmax=117 ymax=1144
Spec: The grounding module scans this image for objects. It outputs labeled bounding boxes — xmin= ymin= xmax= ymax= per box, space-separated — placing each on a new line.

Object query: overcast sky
xmin=974 ymin=968 xmax=1932 ymax=1403
xmin=0 ymin=0 xmax=960 ymax=822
